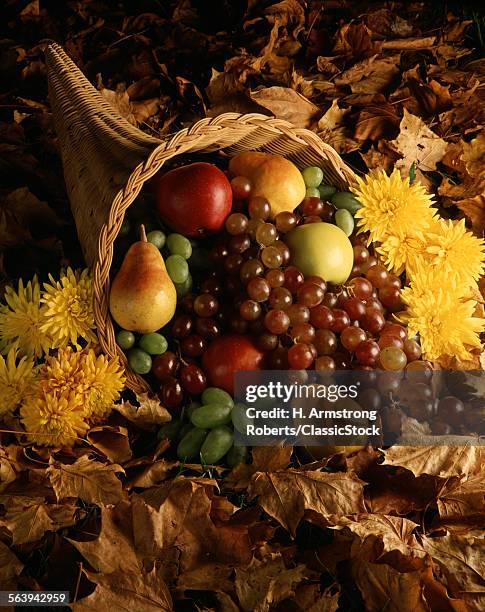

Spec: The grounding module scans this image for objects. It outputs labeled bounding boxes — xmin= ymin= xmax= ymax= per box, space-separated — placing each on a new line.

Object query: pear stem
xmin=139 ymin=224 xmax=147 ymax=242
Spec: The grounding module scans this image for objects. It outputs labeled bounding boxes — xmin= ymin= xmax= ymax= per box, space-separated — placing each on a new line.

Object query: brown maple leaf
xmin=352 ymin=559 xmax=428 ymax=612
xmin=115 ymin=393 xmax=171 ymax=430
xmin=47 ymin=455 xmax=126 ymax=505
xmin=235 ymin=553 xmax=312 ymax=612
xmin=382 ymin=445 xmax=484 ymax=478
xmin=437 ymin=472 xmax=485 ymax=521
xmin=86 ymin=425 xmax=132 ymax=464
xmin=248 ymin=469 xmax=366 ymax=536
xmin=0 ymin=495 xmax=78 ymax=545
xmin=391 ymin=109 xmax=447 ymax=174
xmin=420 ymin=530 xmax=485 ymax=607
xmin=249 ymin=86 xmax=319 ymax=129
xmin=331 ymin=514 xmax=425 ymax=560
xmin=72 ymin=567 xmax=172 ymax=611
xmin=0 ymin=540 xmax=23 ymax=590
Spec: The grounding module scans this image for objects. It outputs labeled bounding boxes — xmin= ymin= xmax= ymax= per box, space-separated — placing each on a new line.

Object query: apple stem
xmin=139 ymin=224 xmax=147 ymax=242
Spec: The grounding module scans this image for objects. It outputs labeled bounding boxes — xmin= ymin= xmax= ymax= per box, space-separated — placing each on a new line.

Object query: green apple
xmin=284 ymin=222 xmax=354 ymax=284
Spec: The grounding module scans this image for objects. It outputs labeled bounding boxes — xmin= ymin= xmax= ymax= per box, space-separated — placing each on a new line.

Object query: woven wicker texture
xmin=45 ymin=42 xmax=357 ymax=393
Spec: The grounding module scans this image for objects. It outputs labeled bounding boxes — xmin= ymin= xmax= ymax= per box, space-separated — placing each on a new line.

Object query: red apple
xmin=202 ymin=334 xmax=264 ymax=394
xmin=154 ymin=162 xmax=232 ymax=237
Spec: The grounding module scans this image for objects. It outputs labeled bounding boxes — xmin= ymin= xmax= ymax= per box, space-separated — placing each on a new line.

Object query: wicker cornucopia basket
xmin=45 ymin=42 xmax=357 ymax=393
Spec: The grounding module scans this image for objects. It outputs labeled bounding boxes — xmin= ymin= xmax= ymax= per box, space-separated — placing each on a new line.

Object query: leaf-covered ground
xmin=0 ymin=1 xmax=484 ymax=610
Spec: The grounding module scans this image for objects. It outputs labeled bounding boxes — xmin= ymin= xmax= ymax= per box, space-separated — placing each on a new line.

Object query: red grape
xmin=290 ymin=323 xmax=316 ymax=344
xmin=194 ymin=294 xmax=219 ymax=317
xmin=265 ymin=309 xmax=290 ymax=334
xmin=330 ymin=309 xmax=351 ymax=333
xmin=180 ymin=364 xmax=207 ymax=394
xmin=355 ymin=340 xmax=380 ymax=366
xmin=231 ymin=176 xmax=252 ymax=199
xmin=314 ymin=329 xmax=337 ymax=355
xmin=152 ymin=351 xmax=179 ymax=381
xmin=172 ymin=314 xmax=193 ymax=339
xmin=288 ymin=343 xmax=314 ymax=369
xmin=310 ymin=305 xmax=334 ymax=329
xmin=180 ymin=334 xmax=206 ymax=357
xmin=284 ymin=266 xmax=304 ymax=293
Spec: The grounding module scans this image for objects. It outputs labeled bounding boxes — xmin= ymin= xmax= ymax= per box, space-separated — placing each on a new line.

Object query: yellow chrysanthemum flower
xmin=401 ymin=267 xmax=484 ymax=361
xmin=352 ymin=168 xmax=436 ymax=245
xmin=41 ymin=268 xmax=97 ymax=349
xmin=43 ymin=347 xmax=125 ymax=419
xmin=377 ymin=230 xmax=429 ymax=276
xmin=419 ymin=218 xmax=485 ymax=286
xmin=0 ymin=277 xmax=52 ymax=358
xmin=20 ymin=389 xmax=88 ymax=447
xmin=0 ymin=349 xmax=38 ymax=418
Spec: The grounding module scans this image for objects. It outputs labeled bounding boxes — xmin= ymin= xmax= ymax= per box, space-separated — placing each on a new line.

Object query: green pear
xmin=284 ymin=222 xmax=354 ymax=284
xmin=110 ymin=225 xmax=177 ymax=333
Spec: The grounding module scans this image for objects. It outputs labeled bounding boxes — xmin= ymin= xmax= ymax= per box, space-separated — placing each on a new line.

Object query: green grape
xmin=331 ymin=192 xmax=362 ymax=214
xmin=191 ymin=403 xmax=233 ymax=429
xmin=174 ymin=273 xmax=193 ymax=297
xmin=201 ymin=387 xmax=234 ymax=409
xmin=139 ymin=332 xmax=167 ymax=355
xmin=200 ymin=426 xmax=234 ymax=465
xmin=318 ymin=184 xmax=337 ymax=200
xmin=128 ymin=348 xmax=152 ymax=374
xmin=116 ymin=330 xmax=135 ymax=350
xmin=380 ymin=346 xmax=408 ymax=371
xmin=186 ymin=401 xmax=201 ymax=420
xmin=166 ymin=233 xmax=192 ymax=259
xmin=305 ymin=186 xmax=320 ymax=198
xmin=335 ymin=208 xmax=354 ymax=236
xmin=261 ymin=246 xmax=283 ymax=269
xmin=302 ymin=166 xmax=324 ymax=188
xmin=226 ymin=445 xmax=248 ymax=467
xmin=146 ymin=230 xmax=166 ymax=249
xmin=231 ymin=403 xmax=253 ymax=434
xmin=177 ymin=427 xmax=209 ymax=460
xmin=166 ymin=254 xmax=189 ymax=284
xmin=157 ymin=419 xmax=184 ymax=442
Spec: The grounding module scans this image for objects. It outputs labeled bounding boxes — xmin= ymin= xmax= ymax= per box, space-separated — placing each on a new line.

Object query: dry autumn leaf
xmin=248 ymin=469 xmax=366 ymax=535
xmin=420 ymin=531 xmax=485 ymax=605
xmin=331 ymin=514 xmax=425 ymax=559
xmin=391 ymin=109 xmax=447 ymax=174
xmin=115 ymin=393 xmax=171 ymax=430
xmin=292 ymin=583 xmax=340 ymax=612
xmin=336 ymin=55 xmax=400 ymax=94
xmin=235 ymin=553 xmax=311 ymax=612
xmin=68 ymin=499 xmax=140 ymax=574
xmin=72 ymin=567 xmax=172 ymax=611
xmin=437 ymin=472 xmax=485 ymax=521
xmin=47 ymin=455 xmax=125 ymax=505
xmin=352 ymin=559 xmax=428 ymax=612
xmin=0 ymin=540 xmax=23 ymax=589
xmin=136 ymin=478 xmax=253 ymax=580
xmin=225 ymin=445 xmax=293 ymax=490
xmin=0 ymin=448 xmax=17 ymax=492
xmin=456 ymin=194 xmax=485 ymax=237
xmin=382 ymin=445 xmax=484 ymax=478
xmin=461 ymin=130 xmax=485 ymax=177
xmin=86 ymin=425 xmax=132 ymax=464
xmin=0 ymin=495 xmax=78 ymax=545
xmin=249 ymin=86 xmax=319 ymax=128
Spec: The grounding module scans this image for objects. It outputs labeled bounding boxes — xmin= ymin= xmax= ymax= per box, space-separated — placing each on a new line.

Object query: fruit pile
xmin=108 ymin=153 xmax=472 ymax=464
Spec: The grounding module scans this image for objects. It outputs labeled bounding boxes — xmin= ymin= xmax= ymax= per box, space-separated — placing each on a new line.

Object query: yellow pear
xmin=229 ymin=152 xmax=306 ymax=217
xmin=109 ymin=225 xmax=176 ymax=333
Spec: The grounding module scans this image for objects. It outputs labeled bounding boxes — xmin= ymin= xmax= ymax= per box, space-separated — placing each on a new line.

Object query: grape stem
xmin=139 ymin=224 xmax=147 ymax=242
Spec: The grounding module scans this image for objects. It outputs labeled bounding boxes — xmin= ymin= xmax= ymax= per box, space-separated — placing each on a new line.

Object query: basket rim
xmin=92 ymin=112 xmax=358 ymax=393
